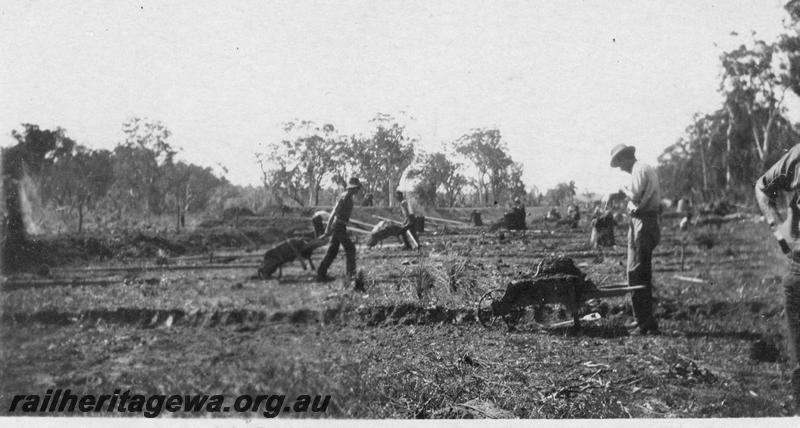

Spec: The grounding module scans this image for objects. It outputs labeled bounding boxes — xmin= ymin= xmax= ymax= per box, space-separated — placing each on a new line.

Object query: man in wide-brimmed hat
xmin=608 ymin=144 xmax=662 ymax=335
xmin=316 ymin=177 xmax=362 ymax=285
xmin=755 ymin=144 xmax=800 ymax=414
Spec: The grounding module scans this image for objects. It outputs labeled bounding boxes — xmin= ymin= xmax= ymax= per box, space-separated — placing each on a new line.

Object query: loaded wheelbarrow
xmin=476 ymin=258 xmax=645 ymax=330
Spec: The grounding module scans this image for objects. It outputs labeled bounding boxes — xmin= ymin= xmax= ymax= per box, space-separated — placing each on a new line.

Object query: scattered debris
xmin=430 ymin=399 xmax=515 ymax=419
xmin=458 ymin=352 xmax=484 ymax=368
xmin=354 ymin=270 xmax=366 ymax=292
xmin=667 ymin=356 xmax=716 ymax=385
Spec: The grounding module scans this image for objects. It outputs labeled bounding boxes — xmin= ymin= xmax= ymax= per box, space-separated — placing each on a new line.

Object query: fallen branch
xmin=672 ymin=275 xmax=708 ymax=284
xmin=549 ymin=312 xmax=602 ymax=328
xmin=348 ymin=227 xmax=371 ymax=235
xmin=347 ymin=218 xmax=376 ymax=229
xmin=405 ymin=230 xmax=419 ymax=249
xmin=425 ymin=215 xmax=470 ymax=227
xmin=372 ymin=214 xmax=403 ymax=224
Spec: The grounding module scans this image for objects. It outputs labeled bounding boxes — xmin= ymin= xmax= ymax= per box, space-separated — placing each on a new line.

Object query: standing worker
xmin=395 ymin=190 xmax=418 ymax=249
xmin=754 ymin=144 xmax=800 ymax=414
xmin=566 ymin=204 xmax=581 ymax=228
xmin=608 ymin=144 xmax=661 ymax=336
xmin=511 ymin=197 xmax=527 ymax=230
xmin=513 ymin=197 xmax=526 ymax=218
xmin=316 ymin=177 xmax=362 ymax=283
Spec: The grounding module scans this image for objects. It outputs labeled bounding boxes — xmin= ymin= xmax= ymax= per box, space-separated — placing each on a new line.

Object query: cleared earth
xmin=1 ymin=208 xmax=796 ymax=418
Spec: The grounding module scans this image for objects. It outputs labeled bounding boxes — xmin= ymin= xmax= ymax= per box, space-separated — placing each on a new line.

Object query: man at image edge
xmin=754 ymin=144 xmax=800 ymax=415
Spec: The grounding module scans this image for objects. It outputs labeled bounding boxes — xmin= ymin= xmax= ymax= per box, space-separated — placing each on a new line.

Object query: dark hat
xmin=610 ymin=144 xmax=636 ymax=168
xmin=346 ymin=177 xmax=362 ymax=190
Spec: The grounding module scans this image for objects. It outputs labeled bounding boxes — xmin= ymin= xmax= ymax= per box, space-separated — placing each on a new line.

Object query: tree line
xmin=2 ymin=114 xmax=531 ymax=234
xmin=255 ymin=113 xmax=527 ymax=209
xmin=2 ymin=119 xmax=227 ymax=233
xmin=657 ymin=3 xmax=800 ymax=204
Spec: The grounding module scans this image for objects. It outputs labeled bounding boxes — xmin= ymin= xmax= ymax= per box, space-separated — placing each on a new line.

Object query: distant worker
xmin=363 ymin=193 xmax=374 ymax=207
xmin=311 ymin=210 xmax=330 ymax=238
xmin=505 ymin=197 xmax=527 ymax=230
xmin=566 ymin=204 xmax=580 ymax=228
xmin=590 ymin=207 xmax=616 ymax=248
xmin=395 ymin=190 xmax=419 ymax=249
xmin=677 ymin=197 xmax=692 ymax=231
xmin=545 ymin=208 xmax=561 ymax=221
xmin=513 ymin=197 xmax=526 ymax=218
xmin=754 ymin=144 xmax=800 ymax=414
xmin=609 ymin=144 xmax=661 ymax=336
xmin=470 ymin=210 xmax=483 ymax=226
xmin=316 ymin=177 xmax=362 ymax=283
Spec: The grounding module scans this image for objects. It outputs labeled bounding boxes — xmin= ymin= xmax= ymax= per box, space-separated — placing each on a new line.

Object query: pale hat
xmin=610 ymin=144 xmax=636 ymax=168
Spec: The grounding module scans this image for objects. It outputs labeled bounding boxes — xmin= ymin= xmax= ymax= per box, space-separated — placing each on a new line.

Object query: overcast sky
xmin=1 ymin=0 xmax=795 ymax=195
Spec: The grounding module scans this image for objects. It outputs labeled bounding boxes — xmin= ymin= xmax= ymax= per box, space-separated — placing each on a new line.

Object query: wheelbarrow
xmin=476 ymin=275 xmax=646 ymax=330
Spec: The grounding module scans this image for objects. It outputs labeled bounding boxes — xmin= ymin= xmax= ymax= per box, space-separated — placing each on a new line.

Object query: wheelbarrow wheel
xmin=502 ymin=307 xmax=525 ymax=330
xmin=477 ymin=288 xmax=506 ymax=328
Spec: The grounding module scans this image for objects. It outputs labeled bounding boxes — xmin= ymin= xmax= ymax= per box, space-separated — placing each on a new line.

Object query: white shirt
xmin=623 ymin=161 xmax=661 ymax=214
xmin=399 ymin=199 xmax=413 ymax=217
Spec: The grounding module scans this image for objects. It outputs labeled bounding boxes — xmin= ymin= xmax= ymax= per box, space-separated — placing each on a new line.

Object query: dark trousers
xmin=317 ymin=223 xmax=356 ymax=277
xmin=627 ymin=216 xmax=660 ymax=329
xmin=784 ymin=256 xmax=800 ymax=408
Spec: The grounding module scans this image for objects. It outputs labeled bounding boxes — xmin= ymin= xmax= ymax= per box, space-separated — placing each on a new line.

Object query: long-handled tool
xmin=425 ymin=215 xmax=470 ymax=227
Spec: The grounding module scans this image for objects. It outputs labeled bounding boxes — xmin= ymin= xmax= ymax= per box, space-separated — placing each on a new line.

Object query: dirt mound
xmin=534 ymin=256 xmax=586 ymax=278
xmin=511 ymin=256 xmax=590 ymax=283
xmin=2 ymin=304 xmax=478 ymax=329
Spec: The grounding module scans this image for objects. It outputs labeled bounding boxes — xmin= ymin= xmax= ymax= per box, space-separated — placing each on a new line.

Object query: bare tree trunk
xmin=386 ymin=159 xmax=394 ymax=207
xmin=307 ymin=170 xmax=316 ymax=207
xmin=77 ymin=201 xmax=84 ymax=234
xmin=725 ymin=131 xmax=733 ymax=188
xmin=697 ymin=124 xmax=709 ymax=200
xmin=490 ymin=173 xmax=497 ymax=205
xmin=725 ymin=108 xmax=734 ymax=189
xmin=762 ymin=111 xmax=777 ymax=172
xmin=478 ymin=174 xmax=487 ymax=206
xmin=314 ymin=177 xmax=323 ymax=206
